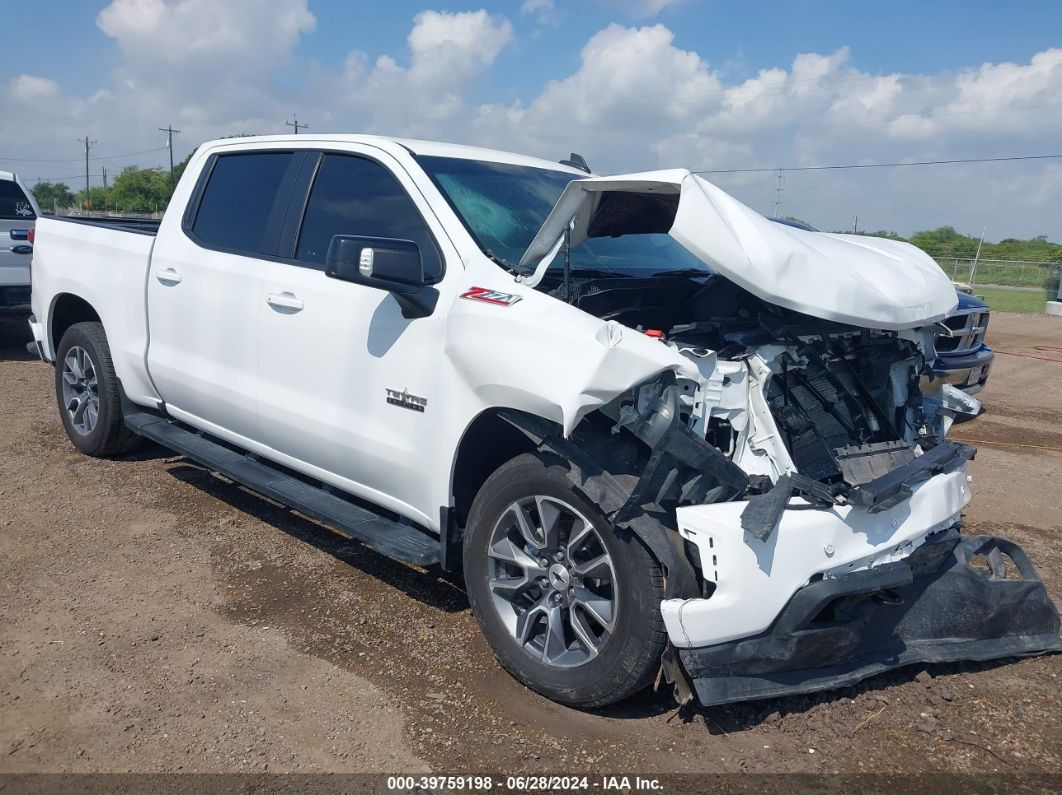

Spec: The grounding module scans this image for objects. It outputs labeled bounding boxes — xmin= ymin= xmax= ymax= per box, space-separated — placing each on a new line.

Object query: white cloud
xmin=97 ymin=0 xmax=316 ymax=70
xmin=521 ymin=0 xmax=553 ymax=14
xmin=9 ymin=75 xmax=62 ymax=102
xmin=619 ymin=0 xmax=685 ymax=18
xmin=327 ymin=10 xmax=513 ymax=135
xmin=521 ymin=0 xmax=560 ymax=27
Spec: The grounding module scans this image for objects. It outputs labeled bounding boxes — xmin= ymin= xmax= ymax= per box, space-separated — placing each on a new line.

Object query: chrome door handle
xmin=9 ymin=244 xmax=32 ymax=255
xmin=155 ymin=268 xmax=182 ymax=285
xmin=266 ymin=291 xmax=304 ymax=311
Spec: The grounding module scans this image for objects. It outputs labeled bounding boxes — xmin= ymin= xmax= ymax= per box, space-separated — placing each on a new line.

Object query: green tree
xmin=908 ymin=226 xmax=981 ymax=258
xmin=170 ymin=152 xmax=194 ymax=195
xmin=74 ymin=186 xmax=111 ymax=212
xmin=30 ymin=181 xmax=74 ymax=213
xmin=110 ymin=165 xmax=170 ymax=213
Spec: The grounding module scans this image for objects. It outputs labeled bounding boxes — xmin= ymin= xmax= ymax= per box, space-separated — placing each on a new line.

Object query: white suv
xmin=0 ymin=171 xmax=40 ymax=314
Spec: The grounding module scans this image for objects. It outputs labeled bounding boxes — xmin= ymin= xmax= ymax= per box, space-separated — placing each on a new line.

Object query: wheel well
xmin=451 ymin=409 xmax=539 ymax=530
xmin=50 ymin=294 xmax=100 ymax=352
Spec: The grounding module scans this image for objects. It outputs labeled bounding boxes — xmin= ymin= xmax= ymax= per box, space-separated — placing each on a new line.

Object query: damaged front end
xmin=544 ymin=301 xmax=1062 ymax=707
xmin=616 ymin=319 xmax=1062 ymax=705
xmin=509 ymin=168 xmax=1061 ymax=706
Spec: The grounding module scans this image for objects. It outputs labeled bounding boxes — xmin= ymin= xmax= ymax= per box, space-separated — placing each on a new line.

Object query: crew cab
xmin=1 ymin=171 xmax=39 ymax=314
xmin=29 ymin=135 xmax=1061 ymax=708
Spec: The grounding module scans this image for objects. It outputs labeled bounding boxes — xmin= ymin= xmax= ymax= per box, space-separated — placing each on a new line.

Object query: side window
xmin=295 ymin=154 xmax=442 ymax=279
xmin=0 ymin=180 xmax=36 ymax=221
xmin=191 ymin=152 xmax=294 ymax=256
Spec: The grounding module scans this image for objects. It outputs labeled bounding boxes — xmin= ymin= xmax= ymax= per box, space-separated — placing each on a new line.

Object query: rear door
xmin=0 ymin=176 xmax=38 ymax=308
xmin=146 ymin=149 xmax=306 ymax=444
xmin=255 ymin=148 xmax=452 ymax=520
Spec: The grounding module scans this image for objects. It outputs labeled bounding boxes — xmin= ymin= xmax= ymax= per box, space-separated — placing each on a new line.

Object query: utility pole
xmin=77 ymin=136 xmax=96 ymax=209
xmin=158 ymin=125 xmax=181 ymax=188
xmin=102 ymin=166 xmax=108 ymax=192
xmin=852 ymin=215 xmax=859 ymax=234
xmin=770 ymin=168 xmax=784 ymax=217
xmin=286 ymin=113 xmax=309 ymax=135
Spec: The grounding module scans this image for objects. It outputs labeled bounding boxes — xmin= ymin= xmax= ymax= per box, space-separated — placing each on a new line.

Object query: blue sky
xmin=2 ymin=1 xmax=1061 ymax=237
xmin=10 ymin=1 xmax=1062 ymax=98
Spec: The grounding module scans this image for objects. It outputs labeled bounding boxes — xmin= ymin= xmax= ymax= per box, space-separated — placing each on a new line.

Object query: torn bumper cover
xmin=674 ymin=531 xmax=1062 ymax=706
xmin=662 ymin=461 xmax=1062 ymax=705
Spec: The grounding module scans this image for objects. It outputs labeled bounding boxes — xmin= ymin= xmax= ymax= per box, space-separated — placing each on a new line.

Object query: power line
xmin=695 ymin=153 xmax=1062 ymax=174
xmin=0 ymin=146 xmax=168 ymax=164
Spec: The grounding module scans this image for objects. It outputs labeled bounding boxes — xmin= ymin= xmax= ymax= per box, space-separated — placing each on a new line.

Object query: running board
xmin=125 ymin=412 xmax=441 ymax=567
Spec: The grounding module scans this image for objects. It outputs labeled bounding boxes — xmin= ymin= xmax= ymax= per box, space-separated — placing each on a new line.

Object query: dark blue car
xmin=932 ymin=290 xmax=994 ymax=395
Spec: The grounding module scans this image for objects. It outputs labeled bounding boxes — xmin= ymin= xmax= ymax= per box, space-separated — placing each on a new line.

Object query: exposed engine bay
xmin=538 ymin=268 xmax=952 ymax=497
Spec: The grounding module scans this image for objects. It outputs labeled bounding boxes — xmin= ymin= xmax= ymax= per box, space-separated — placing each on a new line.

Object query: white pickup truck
xmin=29 ymin=135 xmax=1061 ymax=708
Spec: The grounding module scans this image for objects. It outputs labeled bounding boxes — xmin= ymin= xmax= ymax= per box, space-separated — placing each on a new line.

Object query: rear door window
xmin=190 ymin=152 xmax=296 ymax=256
xmin=294 ymin=154 xmax=442 ymax=279
xmin=0 ymin=181 xmax=36 ymax=221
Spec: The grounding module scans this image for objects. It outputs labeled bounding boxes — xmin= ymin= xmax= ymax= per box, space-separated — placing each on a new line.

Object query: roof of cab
xmin=0 ymin=171 xmax=15 ymax=181
xmin=197 ymin=134 xmax=586 ymax=175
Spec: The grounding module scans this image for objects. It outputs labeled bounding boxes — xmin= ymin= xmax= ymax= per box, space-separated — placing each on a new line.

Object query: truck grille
xmin=936 ymin=309 xmax=989 ymax=353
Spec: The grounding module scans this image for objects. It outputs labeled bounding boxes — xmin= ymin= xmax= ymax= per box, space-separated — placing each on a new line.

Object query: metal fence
xmin=50 ymin=206 xmax=164 ymax=220
xmin=935 ymin=257 xmax=1061 ymax=292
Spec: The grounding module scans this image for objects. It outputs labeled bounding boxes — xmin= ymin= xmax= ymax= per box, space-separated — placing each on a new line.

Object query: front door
xmin=256 ymin=149 xmax=452 ymax=523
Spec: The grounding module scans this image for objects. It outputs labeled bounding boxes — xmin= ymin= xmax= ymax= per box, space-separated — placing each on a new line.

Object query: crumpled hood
xmin=518 ymin=169 xmax=957 ymax=330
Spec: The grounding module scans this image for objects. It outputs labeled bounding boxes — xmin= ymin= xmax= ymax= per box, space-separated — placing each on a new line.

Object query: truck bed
xmin=30 ymin=214 xmax=158 ymax=404
xmin=53 ymin=215 xmax=160 ymax=236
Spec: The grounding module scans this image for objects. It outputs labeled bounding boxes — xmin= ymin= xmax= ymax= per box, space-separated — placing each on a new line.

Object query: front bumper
xmin=662 ymin=465 xmax=973 ymax=648
xmin=933 ymin=345 xmax=995 ymax=395
xmin=676 ymin=532 xmax=1062 ymax=705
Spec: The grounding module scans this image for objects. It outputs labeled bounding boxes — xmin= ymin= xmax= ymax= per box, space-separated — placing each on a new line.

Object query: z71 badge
xmin=385 ymin=388 xmax=427 ymax=413
xmin=459 ymin=286 xmax=522 ymax=306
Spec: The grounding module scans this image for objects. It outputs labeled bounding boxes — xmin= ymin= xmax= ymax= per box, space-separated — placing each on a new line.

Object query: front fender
xmin=444 ymin=281 xmax=700 ymax=437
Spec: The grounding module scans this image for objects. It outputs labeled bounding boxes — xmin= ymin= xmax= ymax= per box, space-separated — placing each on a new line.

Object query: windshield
xmin=418 ymin=156 xmax=709 ymax=278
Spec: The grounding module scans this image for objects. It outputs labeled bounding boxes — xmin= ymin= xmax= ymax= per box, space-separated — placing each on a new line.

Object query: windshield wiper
xmin=563 ymin=267 xmax=632 ymax=278
xmin=648 ymin=268 xmax=713 ymax=279
xmin=484 ymin=249 xmax=520 ymax=275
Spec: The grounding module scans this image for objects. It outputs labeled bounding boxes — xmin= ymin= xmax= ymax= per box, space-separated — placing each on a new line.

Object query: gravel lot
xmin=1 ymin=311 xmax=1059 ymax=779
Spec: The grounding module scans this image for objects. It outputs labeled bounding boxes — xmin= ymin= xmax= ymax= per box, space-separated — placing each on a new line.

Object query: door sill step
xmin=125 ymin=412 xmax=441 ymax=566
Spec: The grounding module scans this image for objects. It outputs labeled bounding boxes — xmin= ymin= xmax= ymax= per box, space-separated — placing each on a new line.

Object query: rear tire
xmin=463 ymin=452 xmax=666 ymax=708
xmin=54 ymin=322 xmax=142 ymax=457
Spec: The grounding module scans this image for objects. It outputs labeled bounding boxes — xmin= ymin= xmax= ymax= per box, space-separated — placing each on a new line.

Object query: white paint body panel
xmin=29 ymin=217 xmax=159 ymax=403
xmin=521 ymin=170 xmax=958 ymax=330
xmin=661 ymin=465 xmax=972 ymax=648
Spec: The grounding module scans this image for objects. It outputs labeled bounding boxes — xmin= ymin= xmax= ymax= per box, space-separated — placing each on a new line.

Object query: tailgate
xmin=0 ymin=178 xmax=36 ymax=295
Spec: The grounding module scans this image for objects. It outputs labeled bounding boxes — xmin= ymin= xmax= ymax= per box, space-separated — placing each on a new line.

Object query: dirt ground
xmin=1 ymin=311 xmax=1060 ymax=780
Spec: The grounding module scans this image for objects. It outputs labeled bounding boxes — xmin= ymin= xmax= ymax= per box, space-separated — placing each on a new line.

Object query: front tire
xmin=463 ymin=452 xmax=666 ymax=708
xmin=54 ymin=322 xmax=142 ymax=457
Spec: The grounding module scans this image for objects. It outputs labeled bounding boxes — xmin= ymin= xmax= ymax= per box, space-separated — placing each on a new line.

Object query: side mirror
xmin=325 ymin=235 xmax=438 ymax=319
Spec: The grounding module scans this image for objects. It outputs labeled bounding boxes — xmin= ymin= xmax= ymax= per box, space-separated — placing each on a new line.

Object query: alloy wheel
xmin=61 ymin=345 xmax=100 ymax=436
xmin=487 ymin=495 xmax=618 ymax=668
